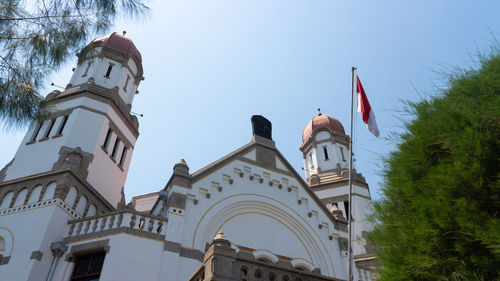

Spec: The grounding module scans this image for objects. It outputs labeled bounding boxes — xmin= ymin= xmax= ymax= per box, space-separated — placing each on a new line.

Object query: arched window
xmin=28 ymin=185 xmax=43 ymax=203
xmin=13 ymin=188 xmax=28 ymax=206
xmin=240 ymin=266 xmax=248 ymax=276
xmin=254 ymin=269 xmax=262 ymax=279
xmin=268 ymin=272 xmax=277 ymax=281
xmin=42 ymin=182 xmax=57 ymax=200
xmin=86 ymin=204 xmax=97 ymax=217
xmin=65 ymin=186 xmax=78 ymax=207
xmin=281 ymin=275 xmax=290 ymax=281
xmin=0 ymin=191 xmax=14 ymax=209
xmin=75 ymin=196 xmax=88 ymax=216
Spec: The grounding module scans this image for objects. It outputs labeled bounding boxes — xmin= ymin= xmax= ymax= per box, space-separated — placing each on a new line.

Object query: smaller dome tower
xmin=300 ymin=109 xmax=374 ymax=257
xmin=300 ymin=109 xmax=350 ymax=185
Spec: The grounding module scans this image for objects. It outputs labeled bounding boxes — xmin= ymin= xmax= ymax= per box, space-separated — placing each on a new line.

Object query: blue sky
xmin=1 ymin=0 xmax=499 ymax=201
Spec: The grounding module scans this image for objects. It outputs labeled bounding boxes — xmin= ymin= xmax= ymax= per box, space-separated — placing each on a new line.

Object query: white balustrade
xmin=66 ymin=211 xmax=167 ymax=239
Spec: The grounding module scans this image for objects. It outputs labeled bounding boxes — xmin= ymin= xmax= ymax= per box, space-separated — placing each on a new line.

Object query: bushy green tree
xmin=369 ymin=53 xmax=500 ymax=280
xmin=0 ymin=0 xmax=148 ymax=127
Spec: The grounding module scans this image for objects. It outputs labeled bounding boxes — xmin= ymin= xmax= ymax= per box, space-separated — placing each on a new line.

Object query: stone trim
xmin=0 ymin=159 xmax=14 ymax=182
xmin=300 ymin=128 xmax=350 ymax=152
xmin=167 ymin=192 xmax=186 ymax=209
xmin=338 ymin=238 xmax=348 ymax=251
xmin=163 ymin=241 xmax=204 ymax=262
xmin=320 ymin=192 xmax=371 ymax=203
xmin=180 ymin=247 xmax=204 ymax=262
xmin=51 ymin=146 xmax=94 ymax=180
xmin=354 ymin=254 xmax=377 ymax=270
xmin=63 ymin=226 xmax=165 ymax=243
xmin=68 ymin=209 xmax=166 ymax=224
xmin=47 ymin=82 xmax=139 ymax=137
xmin=0 ymin=256 xmax=10 ymax=265
xmin=30 ymin=250 xmax=43 ymax=261
xmin=190 ymin=238 xmax=345 ymax=281
xmin=66 ymin=239 xmax=110 ymax=262
xmin=0 ymin=169 xmax=114 ymax=214
xmin=164 ymin=240 xmax=181 ymax=253
xmin=310 ymin=178 xmax=369 ymax=191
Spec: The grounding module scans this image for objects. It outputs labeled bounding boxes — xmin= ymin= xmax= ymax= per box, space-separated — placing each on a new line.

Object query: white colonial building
xmin=0 ymin=33 xmax=376 ymax=281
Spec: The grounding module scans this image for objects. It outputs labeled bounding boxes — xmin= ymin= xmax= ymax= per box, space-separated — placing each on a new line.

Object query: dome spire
xmin=317 ymin=108 xmax=322 ymax=116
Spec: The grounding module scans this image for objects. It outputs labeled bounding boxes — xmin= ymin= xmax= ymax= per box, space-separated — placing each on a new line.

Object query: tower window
xmin=340 ymin=147 xmax=346 ymax=162
xmin=119 ymin=147 xmax=128 ymax=168
xmin=71 ymin=251 xmax=105 ymax=281
xmin=344 ymin=201 xmax=349 ymax=219
xmin=43 ymin=118 xmax=56 ymax=138
xmin=102 ymin=128 xmax=113 ymax=151
xmin=81 ymin=62 xmax=92 ymax=77
xmin=323 ymin=146 xmax=329 ymax=160
xmin=123 ymin=75 xmax=131 ymax=92
xmin=111 ymin=138 xmax=120 ymax=159
xmin=30 ymin=122 xmax=43 ymax=142
xmin=104 ymin=63 xmax=114 ymax=78
xmin=57 ymin=115 xmax=69 ymax=135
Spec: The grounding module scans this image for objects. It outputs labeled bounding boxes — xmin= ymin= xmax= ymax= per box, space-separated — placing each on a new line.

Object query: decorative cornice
xmin=47 ymin=82 xmax=140 ymax=137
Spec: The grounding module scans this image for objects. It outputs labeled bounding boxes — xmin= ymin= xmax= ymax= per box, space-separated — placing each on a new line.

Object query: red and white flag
xmin=356 ymin=76 xmax=380 ymax=137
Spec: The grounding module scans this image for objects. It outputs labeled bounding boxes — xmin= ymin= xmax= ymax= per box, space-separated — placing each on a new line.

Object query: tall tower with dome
xmin=0 ymin=34 xmax=377 ymax=281
xmin=0 ymin=31 xmax=143 ymax=209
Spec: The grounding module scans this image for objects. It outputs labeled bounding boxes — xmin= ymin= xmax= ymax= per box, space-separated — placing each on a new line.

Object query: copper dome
xmin=90 ymin=32 xmax=142 ymax=64
xmin=302 ymin=112 xmax=346 ymax=143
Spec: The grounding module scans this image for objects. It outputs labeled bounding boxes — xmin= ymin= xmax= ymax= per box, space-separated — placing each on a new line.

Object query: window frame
xmin=56 ymin=115 xmax=69 ymax=135
xmin=43 ymin=118 xmax=56 ymax=139
xmin=102 ymin=128 xmax=113 ymax=151
xmin=323 ymin=146 xmax=329 ymax=161
xmin=70 ymin=251 xmax=106 ymax=281
xmin=111 ymin=138 xmax=120 ymax=159
xmin=30 ymin=122 xmax=43 ymax=142
xmin=104 ymin=63 xmax=114 ymax=78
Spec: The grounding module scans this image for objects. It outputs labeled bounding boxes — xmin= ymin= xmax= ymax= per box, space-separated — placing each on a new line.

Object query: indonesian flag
xmin=356 ymin=76 xmax=380 ymax=137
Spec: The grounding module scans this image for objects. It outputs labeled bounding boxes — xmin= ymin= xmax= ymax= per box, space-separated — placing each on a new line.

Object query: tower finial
xmin=122 ymin=30 xmax=127 ymax=36
xmin=317 ymin=108 xmax=322 ymax=116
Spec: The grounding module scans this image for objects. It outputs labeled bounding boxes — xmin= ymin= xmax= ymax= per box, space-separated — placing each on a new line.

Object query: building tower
xmin=300 ymin=110 xmax=375 ymax=258
xmin=0 ymin=32 xmax=144 ymax=208
xmin=0 ymin=32 xmax=144 ymax=280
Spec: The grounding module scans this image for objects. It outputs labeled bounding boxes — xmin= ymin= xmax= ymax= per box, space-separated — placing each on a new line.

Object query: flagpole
xmin=348 ymin=66 xmax=356 ymax=281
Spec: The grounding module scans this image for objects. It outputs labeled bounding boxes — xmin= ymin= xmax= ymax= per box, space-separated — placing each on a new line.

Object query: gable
xmin=153 ymin=136 xmax=349 ymax=278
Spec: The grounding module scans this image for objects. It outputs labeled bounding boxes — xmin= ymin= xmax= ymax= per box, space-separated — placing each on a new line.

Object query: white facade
xmin=0 ymin=34 xmax=377 ymax=281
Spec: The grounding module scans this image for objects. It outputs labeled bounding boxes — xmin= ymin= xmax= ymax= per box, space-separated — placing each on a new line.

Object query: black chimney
xmin=251 ymin=115 xmax=272 ymax=140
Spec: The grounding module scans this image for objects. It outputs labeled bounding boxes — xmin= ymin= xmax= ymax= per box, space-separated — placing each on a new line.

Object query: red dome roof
xmin=90 ymin=32 xmax=142 ymax=64
xmin=302 ymin=112 xmax=346 ymax=143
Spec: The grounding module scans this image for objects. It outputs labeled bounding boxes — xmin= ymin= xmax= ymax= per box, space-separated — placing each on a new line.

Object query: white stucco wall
xmin=0 ymin=199 xmax=77 ymax=281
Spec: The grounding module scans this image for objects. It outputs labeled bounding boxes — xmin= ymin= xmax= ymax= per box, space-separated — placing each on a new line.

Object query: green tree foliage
xmin=0 ymin=0 xmax=148 ymax=127
xmin=369 ymin=53 xmax=500 ymax=281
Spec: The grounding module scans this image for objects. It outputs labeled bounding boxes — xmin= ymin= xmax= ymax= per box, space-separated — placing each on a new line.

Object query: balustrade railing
xmin=65 ymin=210 xmax=167 ymax=241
